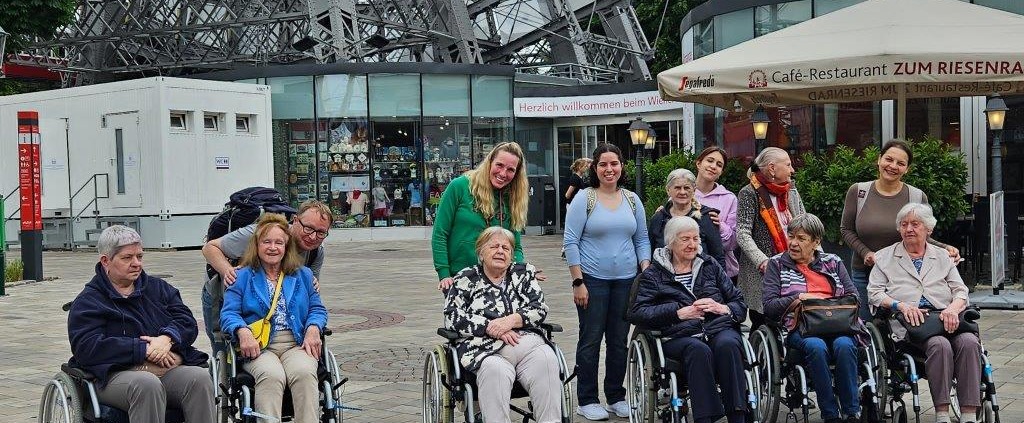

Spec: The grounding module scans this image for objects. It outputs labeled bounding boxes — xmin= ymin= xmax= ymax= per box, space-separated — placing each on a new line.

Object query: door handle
xmin=110 ymin=158 xmax=115 ymax=166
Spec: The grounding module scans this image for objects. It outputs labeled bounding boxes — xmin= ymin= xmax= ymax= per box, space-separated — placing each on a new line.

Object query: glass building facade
xmin=215 ymin=66 xmax=514 ymax=228
xmin=680 ymin=0 xmax=1024 ymax=192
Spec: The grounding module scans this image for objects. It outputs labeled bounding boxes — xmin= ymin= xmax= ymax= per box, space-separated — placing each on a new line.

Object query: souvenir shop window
xmin=370 ymin=118 xmax=422 ymax=228
xmin=423 ymin=116 xmax=471 ymax=226
xmin=283 ymin=119 xmax=320 ymax=208
xmin=323 ymin=118 xmax=371 ymax=228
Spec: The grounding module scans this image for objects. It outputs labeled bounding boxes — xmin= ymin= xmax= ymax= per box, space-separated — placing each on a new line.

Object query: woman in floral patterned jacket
xmin=444 ymin=226 xmax=561 ymax=423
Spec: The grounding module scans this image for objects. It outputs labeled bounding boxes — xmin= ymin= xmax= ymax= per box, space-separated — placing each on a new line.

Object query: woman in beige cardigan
xmin=867 ymin=203 xmax=979 ymax=423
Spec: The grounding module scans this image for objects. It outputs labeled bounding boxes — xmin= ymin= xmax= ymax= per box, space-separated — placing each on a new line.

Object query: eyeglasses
xmin=296 ymin=219 xmax=330 ymax=239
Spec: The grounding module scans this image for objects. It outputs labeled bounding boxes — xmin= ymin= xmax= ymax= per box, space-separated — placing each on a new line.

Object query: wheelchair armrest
xmin=964 ymin=308 xmax=981 ymax=322
xmin=61 ymin=364 xmax=97 ymax=382
xmin=437 ymin=328 xmax=460 ymax=340
xmin=539 ymin=323 xmax=563 ymax=333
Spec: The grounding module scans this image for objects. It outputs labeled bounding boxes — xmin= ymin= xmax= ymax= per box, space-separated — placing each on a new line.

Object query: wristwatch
xmin=572 ymin=278 xmax=584 ymax=287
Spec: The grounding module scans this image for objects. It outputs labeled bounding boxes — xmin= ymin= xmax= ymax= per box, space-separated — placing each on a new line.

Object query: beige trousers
xmin=243 ymin=330 xmax=319 ymax=423
xmin=476 ymin=332 xmax=562 ymax=423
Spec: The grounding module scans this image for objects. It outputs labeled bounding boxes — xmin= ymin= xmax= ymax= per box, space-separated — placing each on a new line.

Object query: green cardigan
xmin=431 ymin=175 xmax=524 ymax=280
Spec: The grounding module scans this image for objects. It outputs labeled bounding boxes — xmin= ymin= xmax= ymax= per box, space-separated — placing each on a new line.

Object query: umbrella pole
xmin=897 ymin=83 xmax=907 ymax=140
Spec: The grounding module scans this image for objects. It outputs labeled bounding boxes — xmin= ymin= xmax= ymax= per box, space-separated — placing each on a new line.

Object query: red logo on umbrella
xmin=749 ymin=70 xmax=768 ymax=88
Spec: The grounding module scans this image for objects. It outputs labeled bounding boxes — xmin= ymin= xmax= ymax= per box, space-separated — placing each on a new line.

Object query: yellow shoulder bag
xmin=247 ymin=272 xmax=284 ymax=348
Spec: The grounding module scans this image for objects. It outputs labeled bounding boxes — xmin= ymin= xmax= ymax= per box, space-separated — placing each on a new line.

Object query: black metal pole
xmin=992 ymin=128 xmax=1004 ymax=295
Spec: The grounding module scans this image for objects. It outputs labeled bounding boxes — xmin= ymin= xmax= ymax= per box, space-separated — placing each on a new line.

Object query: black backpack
xmin=205 ymin=187 xmax=296 ymax=279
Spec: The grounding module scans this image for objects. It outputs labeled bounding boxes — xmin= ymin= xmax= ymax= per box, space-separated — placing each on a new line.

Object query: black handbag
xmin=796 ymin=295 xmax=860 ymax=338
xmin=894 ymin=309 xmax=979 ymax=345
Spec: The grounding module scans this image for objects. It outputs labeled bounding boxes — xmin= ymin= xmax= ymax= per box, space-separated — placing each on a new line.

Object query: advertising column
xmin=18 ymin=111 xmax=43 ymax=281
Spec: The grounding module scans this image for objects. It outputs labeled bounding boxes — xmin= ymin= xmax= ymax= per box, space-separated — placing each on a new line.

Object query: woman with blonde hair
xmin=565 ymin=157 xmax=592 ymax=204
xmin=220 ymin=213 xmax=328 ymax=423
xmin=433 ymin=141 xmax=531 ymax=291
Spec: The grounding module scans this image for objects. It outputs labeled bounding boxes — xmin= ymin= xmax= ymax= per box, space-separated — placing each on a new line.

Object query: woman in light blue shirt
xmin=563 ymin=143 xmax=651 ymax=421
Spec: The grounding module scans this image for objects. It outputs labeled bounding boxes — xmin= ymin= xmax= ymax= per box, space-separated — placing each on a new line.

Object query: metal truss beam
xmin=13 ymin=0 xmax=651 ymax=85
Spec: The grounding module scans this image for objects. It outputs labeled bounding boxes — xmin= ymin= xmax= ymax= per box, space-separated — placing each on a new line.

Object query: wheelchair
xmin=864 ymin=309 xmax=1000 ymax=423
xmin=39 ymin=301 xmax=218 ymax=423
xmin=421 ymin=323 xmax=576 ymax=423
xmin=625 ymin=326 xmax=761 ymax=423
xmin=748 ymin=321 xmax=881 ymax=423
xmin=38 ymin=360 xmax=216 ymax=423
xmin=218 ymin=327 xmax=351 ymax=423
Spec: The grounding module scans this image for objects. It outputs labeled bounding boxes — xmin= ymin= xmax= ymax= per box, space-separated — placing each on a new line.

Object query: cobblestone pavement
xmin=2 ymin=235 xmax=1024 ymax=423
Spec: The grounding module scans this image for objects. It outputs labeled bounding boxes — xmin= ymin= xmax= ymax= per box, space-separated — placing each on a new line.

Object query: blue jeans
xmin=575 ymin=274 xmax=632 ymax=406
xmin=850 ymin=268 xmax=872 ymax=321
xmin=200 ymin=285 xmax=226 ymax=355
xmin=786 ymin=332 xmax=860 ymax=420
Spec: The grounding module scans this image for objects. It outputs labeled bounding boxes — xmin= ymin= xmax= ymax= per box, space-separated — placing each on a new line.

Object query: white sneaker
xmin=576 ymin=403 xmax=610 ymax=421
xmin=606 ymin=400 xmax=630 ymax=418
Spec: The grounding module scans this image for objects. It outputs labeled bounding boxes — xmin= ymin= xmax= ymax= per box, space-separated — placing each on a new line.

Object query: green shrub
xmin=4 ymin=258 xmax=23 ymax=283
xmin=795 ymin=136 xmax=969 ymax=243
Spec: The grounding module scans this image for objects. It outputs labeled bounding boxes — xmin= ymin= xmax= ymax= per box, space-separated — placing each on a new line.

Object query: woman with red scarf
xmin=736 ymin=147 xmax=807 ymax=326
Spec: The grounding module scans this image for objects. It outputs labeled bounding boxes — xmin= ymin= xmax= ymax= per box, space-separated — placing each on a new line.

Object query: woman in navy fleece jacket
xmin=67 ymin=225 xmax=213 ymax=423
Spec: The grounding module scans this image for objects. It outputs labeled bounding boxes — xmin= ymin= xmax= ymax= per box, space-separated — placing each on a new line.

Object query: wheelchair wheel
xmin=324 ymin=350 xmax=346 ymax=423
xmin=422 ymin=346 xmax=454 ymax=423
xmin=38 ymin=372 xmax=84 ymax=423
xmin=864 ymin=322 xmax=889 ymax=422
xmin=749 ymin=326 xmax=781 ymax=423
xmin=627 ymin=333 xmax=656 ymax=422
xmin=553 ymin=345 xmax=575 ymax=423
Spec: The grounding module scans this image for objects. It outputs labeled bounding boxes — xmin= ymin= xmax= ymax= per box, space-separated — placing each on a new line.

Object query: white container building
xmin=0 ymin=77 xmax=273 ymax=249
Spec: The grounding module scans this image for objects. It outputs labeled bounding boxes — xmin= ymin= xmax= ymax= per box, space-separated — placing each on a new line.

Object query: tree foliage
xmin=633 ymin=0 xmax=708 ymax=76
xmin=0 ymin=0 xmax=77 ymax=52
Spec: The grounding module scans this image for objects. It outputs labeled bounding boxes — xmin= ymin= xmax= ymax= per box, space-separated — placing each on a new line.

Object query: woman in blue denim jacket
xmin=220 ymin=213 xmax=328 ymax=423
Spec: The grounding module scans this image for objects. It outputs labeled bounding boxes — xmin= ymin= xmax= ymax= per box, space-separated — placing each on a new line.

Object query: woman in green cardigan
xmin=432 ymin=142 xmax=530 ymax=291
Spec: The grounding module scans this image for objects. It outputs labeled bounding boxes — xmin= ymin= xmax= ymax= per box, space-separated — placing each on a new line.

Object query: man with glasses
xmin=200 ymin=200 xmax=333 ymax=347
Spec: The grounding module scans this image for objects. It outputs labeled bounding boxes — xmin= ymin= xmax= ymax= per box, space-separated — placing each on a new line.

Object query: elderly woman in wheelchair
xmin=220 ymin=214 xmax=329 ymax=423
xmin=47 ymin=225 xmax=214 ymax=423
xmin=437 ymin=226 xmax=568 ymax=423
xmin=867 ymin=203 xmax=996 ymax=423
xmin=761 ymin=213 xmax=865 ymax=423
xmin=628 ymin=216 xmax=750 ymax=423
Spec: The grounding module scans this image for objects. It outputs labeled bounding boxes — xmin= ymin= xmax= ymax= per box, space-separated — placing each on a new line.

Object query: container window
xmin=170 ymin=112 xmax=188 ymax=131
xmin=236 ymin=115 xmax=251 ymax=133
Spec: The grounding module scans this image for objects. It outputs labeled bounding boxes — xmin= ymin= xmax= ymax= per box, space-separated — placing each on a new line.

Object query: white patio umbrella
xmin=656 ymin=0 xmax=1024 ymax=138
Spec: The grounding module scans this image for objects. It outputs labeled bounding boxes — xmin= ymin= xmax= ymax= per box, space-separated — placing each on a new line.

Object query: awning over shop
xmin=656 ymin=0 xmax=1024 ymax=137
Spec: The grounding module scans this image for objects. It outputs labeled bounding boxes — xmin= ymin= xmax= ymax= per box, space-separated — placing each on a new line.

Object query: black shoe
xmin=847 ymin=416 xmax=862 ymax=423
xmin=825 ymin=418 xmax=844 ymax=423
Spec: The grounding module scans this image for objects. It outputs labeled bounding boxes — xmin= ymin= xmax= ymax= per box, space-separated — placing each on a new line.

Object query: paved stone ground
xmin=2 ymin=235 xmax=1024 ymax=423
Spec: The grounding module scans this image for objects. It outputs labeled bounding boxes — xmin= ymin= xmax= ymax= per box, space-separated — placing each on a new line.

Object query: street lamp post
xmin=752 ymin=106 xmax=770 ymax=153
xmin=984 ymin=94 xmax=1009 ymax=295
xmin=985 ymin=94 xmax=1008 ymax=194
xmin=628 ymin=117 xmax=651 ymax=197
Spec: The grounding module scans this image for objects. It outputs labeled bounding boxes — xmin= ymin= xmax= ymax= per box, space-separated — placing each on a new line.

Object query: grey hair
xmin=665 ymin=168 xmax=697 ymax=190
xmin=475 ymin=226 xmax=517 ymax=259
xmin=664 ymin=216 xmax=701 ymax=249
xmin=787 ymin=213 xmax=825 ymax=241
xmin=746 ymin=147 xmax=790 ymax=178
xmin=97 ymin=225 xmax=143 ymax=258
xmin=896 ymin=202 xmax=937 ymax=231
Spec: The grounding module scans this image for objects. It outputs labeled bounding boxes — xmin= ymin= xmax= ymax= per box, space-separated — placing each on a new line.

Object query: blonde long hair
xmin=239 ymin=213 xmax=303 ymax=276
xmin=468 ymin=141 xmax=528 ymax=231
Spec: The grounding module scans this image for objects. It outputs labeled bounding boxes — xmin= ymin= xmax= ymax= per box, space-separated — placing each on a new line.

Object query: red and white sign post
xmin=18 ymin=111 xmax=43 ymax=281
